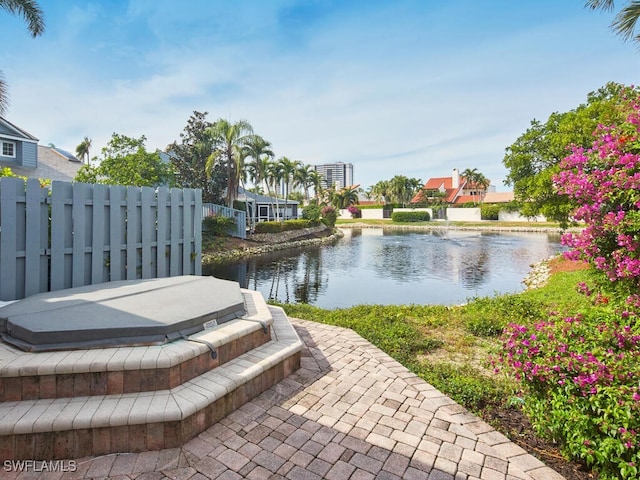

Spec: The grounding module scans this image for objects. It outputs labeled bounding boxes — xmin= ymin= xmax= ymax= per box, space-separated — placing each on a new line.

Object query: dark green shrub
xmin=203 ymin=215 xmax=236 ymax=237
xmin=481 ymin=204 xmax=501 ymax=220
xmin=254 ymin=219 xmax=313 ymax=234
xmin=254 ymin=221 xmax=284 ymax=234
xmin=302 ymin=204 xmax=321 ymax=222
xmin=391 ymin=211 xmax=430 ymax=222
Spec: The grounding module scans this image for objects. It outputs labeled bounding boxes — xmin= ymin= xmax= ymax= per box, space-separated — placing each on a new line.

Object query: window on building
xmin=1 ymin=141 xmax=16 ymax=158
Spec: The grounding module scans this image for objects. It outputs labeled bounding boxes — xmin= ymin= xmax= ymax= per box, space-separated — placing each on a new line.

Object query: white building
xmin=314 ymin=162 xmax=354 ymax=189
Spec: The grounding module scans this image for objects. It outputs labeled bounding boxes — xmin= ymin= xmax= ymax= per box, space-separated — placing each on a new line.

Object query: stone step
xmin=0 ymin=305 xmax=302 ymax=460
xmin=0 ymin=290 xmax=274 ymax=401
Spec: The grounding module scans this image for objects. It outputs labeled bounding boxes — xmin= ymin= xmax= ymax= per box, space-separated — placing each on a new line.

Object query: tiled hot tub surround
xmin=0 ymin=291 xmax=303 ymax=460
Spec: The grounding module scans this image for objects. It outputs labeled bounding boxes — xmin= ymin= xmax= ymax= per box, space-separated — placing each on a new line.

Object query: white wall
xmin=498 ymin=211 xmax=547 ymax=222
xmin=446 ymin=208 xmax=481 ymax=222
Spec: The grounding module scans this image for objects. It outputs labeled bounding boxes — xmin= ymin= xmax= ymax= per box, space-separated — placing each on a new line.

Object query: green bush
xmin=202 ymin=215 xmax=236 ymax=237
xmin=480 ymin=204 xmax=501 ymax=220
xmin=302 ymin=204 xmax=321 ymax=222
xmin=500 ymin=300 xmax=640 ymax=479
xmin=254 ymin=219 xmax=314 ymax=234
xmin=391 ymin=211 xmax=430 ymax=222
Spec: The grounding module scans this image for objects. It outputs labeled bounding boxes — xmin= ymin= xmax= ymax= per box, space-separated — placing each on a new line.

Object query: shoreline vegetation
xmin=201 ymin=221 xmax=595 ymax=480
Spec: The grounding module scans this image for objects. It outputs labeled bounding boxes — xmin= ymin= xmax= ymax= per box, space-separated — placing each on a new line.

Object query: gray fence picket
xmin=24 ymin=179 xmax=47 ymax=297
xmin=141 ymin=187 xmax=155 ymax=279
xmin=156 ymin=187 xmax=168 ymax=278
xmin=170 ymin=189 xmax=181 ymax=276
xmin=0 ymin=178 xmax=20 ymax=300
xmin=91 ymin=184 xmax=107 ymax=284
xmin=50 ymin=181 xmax=73 ymax=292
xmin=193 ymin=189 xmax=202 ymax=275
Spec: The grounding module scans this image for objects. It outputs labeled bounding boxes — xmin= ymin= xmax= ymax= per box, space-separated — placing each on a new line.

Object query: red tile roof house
xmin=411 ymin=168 xmax=493 ymax=205
xmin=0 ymin=117 xmax=83 ymax=182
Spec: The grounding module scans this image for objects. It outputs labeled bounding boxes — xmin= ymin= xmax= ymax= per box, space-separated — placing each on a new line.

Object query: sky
xmin=1 ymin=0 xmax=639 ymax=191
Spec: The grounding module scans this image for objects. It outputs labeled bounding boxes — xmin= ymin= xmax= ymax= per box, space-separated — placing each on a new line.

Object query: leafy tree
xmin=0 ymin=0 xmax=45 ymax=114
xmin=166 ymin=111 xmax=226 ymax=204
xmin=74 ymin=133 xmax=174 ymax=187
xmin=205 ymin=119 xmax=254 ymax=207
xmin=586 ymin=0 xmax=640 ymax=44
xmin=503 ymin=82 xmax=640 ymax=223
xmin=389 ymin=175 xmax=422 ymax=207
xmin=331 ymin=185 xmax=360 ymax=209
xmin=367 ymin=180 xmax=392 ymax=204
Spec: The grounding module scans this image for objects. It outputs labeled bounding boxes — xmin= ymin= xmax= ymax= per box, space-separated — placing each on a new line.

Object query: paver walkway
xmin=2 ymin=319 xmax=565 ymax=480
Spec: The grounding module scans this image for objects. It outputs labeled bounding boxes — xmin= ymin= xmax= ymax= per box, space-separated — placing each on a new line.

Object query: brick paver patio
xmin=2 ymin=319 xmax=565 ymax=480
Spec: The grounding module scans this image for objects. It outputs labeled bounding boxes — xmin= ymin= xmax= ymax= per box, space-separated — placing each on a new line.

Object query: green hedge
xmin=391 ymin=211 xmax=430 ymax=222
xmin=480 ymin=204 xmax=501 ymax=220
xmin=254 ymin=219 xmax=316 ymax=234
xmin=203 ymin=215 xmax=236 ymax=236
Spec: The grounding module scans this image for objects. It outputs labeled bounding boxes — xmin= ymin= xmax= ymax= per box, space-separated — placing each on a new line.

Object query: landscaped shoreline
xmin=201 ymin=221 xmax=570 ymax=265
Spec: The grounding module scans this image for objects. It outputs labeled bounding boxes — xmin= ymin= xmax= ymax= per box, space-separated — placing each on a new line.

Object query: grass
xmin=277 ymin=261 xmax=593 ymax=415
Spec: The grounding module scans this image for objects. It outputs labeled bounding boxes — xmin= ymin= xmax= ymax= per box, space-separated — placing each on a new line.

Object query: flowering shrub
xmin=499 ymin=302 xmax=640 ymax=479
xmin=499 ymin=88 xmax=640 ymax=479
xmin=321 ymin=205 xmax=337 ymax=228
xmin=553 ymin=94 xmax=640 ymax=292
xmin=347 ymin=205 xmax=361 ymax=218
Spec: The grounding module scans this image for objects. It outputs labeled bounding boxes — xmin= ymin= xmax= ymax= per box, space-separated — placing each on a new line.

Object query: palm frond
xmin=585 ymin=0 xmax=616 ymax=11
xmin=0 ymin=0 xmax=45 ymax=37
xmin=0 ymin=71 xmax=8 ymax=116
xmin=612 ymin=1 xmax=640 ymax=41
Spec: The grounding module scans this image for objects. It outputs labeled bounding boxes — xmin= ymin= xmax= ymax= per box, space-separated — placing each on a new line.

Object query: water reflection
xmin=203 ymin=228 xmax=565 ymax=308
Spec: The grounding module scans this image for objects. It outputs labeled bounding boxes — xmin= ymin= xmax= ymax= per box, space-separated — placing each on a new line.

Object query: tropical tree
xmin=586 ymin=0 xmax=640 ymax=44
xmin=167 ymin=111 xmax=225 ymax=204
xmin=389 ymin=175 xmax=422 ymax=207
xmin=205 ymin=119 xmax=254 ymax=207
xmin=294 ymin=163 xmax=315 ymax=204
xmin=75 ymin=136 xmax=92 ymax=165
xmin=461 ymin=168 xmax=489 ymax=204
xmin=0 ymin=0 xmax=45 ymax=115
xmin=74 ymin=133 xmax=175 ymax=187
xmin=368 ymin=180 xmax=392 ymax=204
xmin=308 ymin=170 xmax=324 ymax=202
xmin=331 ymin=185 xmax=360 ymax=209
xmin=267 ymin=160 xmax=283 ymax=221
xmin=277 ymin=157 xmax=300 ymax=220
xmin=503 ymin=82 xmax=640 ymax=223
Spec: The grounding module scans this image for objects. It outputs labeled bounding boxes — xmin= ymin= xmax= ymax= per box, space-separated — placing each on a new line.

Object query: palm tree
xmin=586 ymin=0 xmax=640 ymax=44
xmin=462 ymin=168 xmax=490 ymax=204
xmin=243 ymin=135 xmax=273 ymax=228
xmin=331 ymin=185 xmax=360 ymax=209
xmin=75 ymin=136 xmax=92 ymax=165
xmin=205 ymin=119 xmax=254 ymax=207
xmin=277 ymin=157 xmax=300 ymax=220
xmin=267 ymin=160 xmax=283 ymax=221
xmin=294 ymin=164 xmax=315 ymax=204
xmin=308 ymin=170 xmax=324 ymax=202
xmin=0 ymin=0 xmax=45 ymax=115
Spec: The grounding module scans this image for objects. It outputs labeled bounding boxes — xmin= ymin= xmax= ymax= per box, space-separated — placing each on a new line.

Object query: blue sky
xmin=1 ymin=1 xmax=639 ymax=190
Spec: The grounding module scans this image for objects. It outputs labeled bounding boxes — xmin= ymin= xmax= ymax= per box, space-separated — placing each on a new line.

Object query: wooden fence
xmin=0 ymin=178 xmax=202 ymax=301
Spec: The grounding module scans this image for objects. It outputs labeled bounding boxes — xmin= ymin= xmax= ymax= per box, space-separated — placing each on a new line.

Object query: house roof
xmin=483 ymin=191 xmax=515 ymax=203
xmin=51 ymin=147 xmax=81 ymax=163
xmin=1 ymin=145 xmax=83 ymax=182
xmin=0 ymin=117 xmax=39 ymax=142
xmin=412 ymin=176 xmax=467 ymax=204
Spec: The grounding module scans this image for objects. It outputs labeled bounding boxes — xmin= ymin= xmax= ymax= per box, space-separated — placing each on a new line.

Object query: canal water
xmin=204 ymin=228 xmax=565 ymax=308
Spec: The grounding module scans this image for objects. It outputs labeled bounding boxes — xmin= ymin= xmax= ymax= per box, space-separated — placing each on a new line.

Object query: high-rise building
xmin=314 ymin=162 xmax=354 ymax=189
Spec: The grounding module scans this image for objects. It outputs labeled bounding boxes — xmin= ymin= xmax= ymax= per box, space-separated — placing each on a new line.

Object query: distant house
xmin=238 ymin=187 xmax=299 ymax=223
xmin=0 ymin=117 xmax=82 ymax=182
xmin=411 ymin=168 xmax=495 ymax=205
